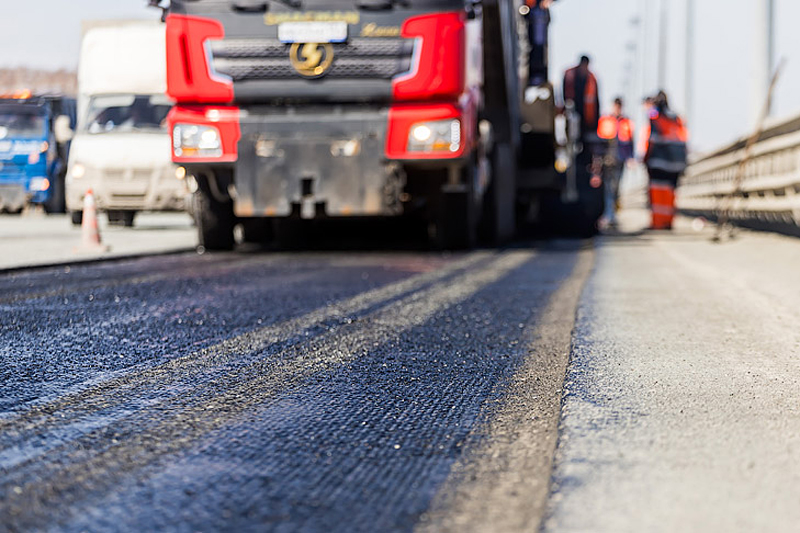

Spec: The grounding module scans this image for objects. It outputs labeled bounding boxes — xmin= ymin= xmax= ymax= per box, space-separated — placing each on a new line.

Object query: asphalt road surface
xmin=3 ymin=216 xmax=800 ymax=532
xmin=0 ymin=244 xmax=592 ymax=532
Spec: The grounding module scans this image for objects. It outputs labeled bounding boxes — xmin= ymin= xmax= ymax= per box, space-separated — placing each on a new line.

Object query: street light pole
xmin=685 ymin=0 xmax=694 ymax=128
xmin=657 ymin=0 xmax=668 ymax=89
xmin=768 ymin=0 xmax=775 ymax=115
xmin=754 ymin=0 xmax=775 ymax=125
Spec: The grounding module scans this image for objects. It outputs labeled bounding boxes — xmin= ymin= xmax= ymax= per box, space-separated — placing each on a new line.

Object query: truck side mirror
xmin=54 ymin=115 xmax=74 ymax=144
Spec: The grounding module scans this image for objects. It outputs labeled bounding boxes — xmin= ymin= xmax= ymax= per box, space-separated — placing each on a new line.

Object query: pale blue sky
xmin=0 ymin=0 xmax=157 ymax=70
xmin=1 ymin=0 xmax=797 ymax=151
xmin=552 ymin=0 xmax=800 ymax=152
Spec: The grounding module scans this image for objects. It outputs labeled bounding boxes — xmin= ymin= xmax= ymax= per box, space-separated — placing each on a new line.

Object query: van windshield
xmin=0 ymin=106 xmax=46 ymax=140
xmin=85 ymin=95 xmax=172 ymax=134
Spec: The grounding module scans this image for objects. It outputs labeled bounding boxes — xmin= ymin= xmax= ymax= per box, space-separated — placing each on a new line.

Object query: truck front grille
xmin=209 ymin=38 xmax=415 ymax=82
xmin=0 ymin=161 xmax=26 ymax=174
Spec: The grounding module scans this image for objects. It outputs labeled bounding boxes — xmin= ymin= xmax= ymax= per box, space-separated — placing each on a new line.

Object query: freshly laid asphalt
xmin=3 ymin=212 xmax=800 ymax=532
xmin=0 ymin=244 xmax=590 ymax=532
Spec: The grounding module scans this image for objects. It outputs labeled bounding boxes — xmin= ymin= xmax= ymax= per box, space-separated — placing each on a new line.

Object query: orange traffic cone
xmin=74 ymin=188 xmax=110 ymax=253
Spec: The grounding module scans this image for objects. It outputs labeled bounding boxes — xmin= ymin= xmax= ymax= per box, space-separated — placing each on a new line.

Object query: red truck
xmin=163 ymin=0 xmax=561 ymax=249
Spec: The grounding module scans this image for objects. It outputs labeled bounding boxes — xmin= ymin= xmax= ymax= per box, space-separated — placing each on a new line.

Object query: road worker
xmin=597 ymin=97 xmax=635 ymax=226
xmin=563 ymin=55 xmax=600 ymax=141
xmin=643 ymin=91 xmax=688 ymax=230
xmin=523 ymin=0 xmax=555 ymax=85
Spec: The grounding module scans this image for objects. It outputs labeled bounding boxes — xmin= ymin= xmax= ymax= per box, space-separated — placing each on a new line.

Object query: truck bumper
xmin=234 ymin=109 xmax=403 ymax=218
xmin=66 ymin=167 xmax=189 ymax=212
xmin=0 ymin=183 xmax=30 ymax=212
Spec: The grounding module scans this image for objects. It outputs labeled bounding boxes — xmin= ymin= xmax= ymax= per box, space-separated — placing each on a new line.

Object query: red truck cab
xmin=165 ymin=0 xmax=495 ymax=249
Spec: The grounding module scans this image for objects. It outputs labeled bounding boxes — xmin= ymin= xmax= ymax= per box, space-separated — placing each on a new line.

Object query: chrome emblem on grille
xmin=289 ymin=43 xmax=334 ymax=78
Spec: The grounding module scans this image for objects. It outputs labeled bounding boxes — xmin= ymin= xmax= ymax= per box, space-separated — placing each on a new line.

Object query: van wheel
xmin=107 ymin=211 xmax=123 ymax=225
xmin=193 ymin=183 xmax=235 ymax=251
xmin=70 ymin=210 xmax=83 ymax=226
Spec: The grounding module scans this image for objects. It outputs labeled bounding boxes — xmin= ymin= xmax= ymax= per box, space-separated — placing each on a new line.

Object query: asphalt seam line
xmin=0 ymin=252 xmax=492 ymax=460
xmin=416 ymin=247 xmax=595 ymax=533
xmin=1 ymin=251 xmax=533 ymax=529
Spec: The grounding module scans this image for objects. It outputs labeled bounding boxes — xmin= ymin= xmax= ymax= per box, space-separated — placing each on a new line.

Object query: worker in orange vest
xmin=563 ymin=55 xmax=600 ymax=141
xmin=597 ymin=97 xmax=635 ymax=227
xmin=643 ymin=91 xmax=688 ymax=230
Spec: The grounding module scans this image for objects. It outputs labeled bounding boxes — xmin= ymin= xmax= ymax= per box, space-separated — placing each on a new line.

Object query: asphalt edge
xmin=0 ymin=247 xmax=198 ymax=276
xmin=416 ymin=242 xmax=596 ymax=533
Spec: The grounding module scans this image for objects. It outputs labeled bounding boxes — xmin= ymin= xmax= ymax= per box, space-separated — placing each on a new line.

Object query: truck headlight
xmin=27 ymin=142 xmax=48 ymax=164
xmin=407 ymin=119 xmax=461 ymax=153
xmin=173 ymin=124 xmax=222 ymax=158
xmin=29 ymin=177 xmax=50 ymax=192
xmin=71 ymin=163 xmax=86 ymax=179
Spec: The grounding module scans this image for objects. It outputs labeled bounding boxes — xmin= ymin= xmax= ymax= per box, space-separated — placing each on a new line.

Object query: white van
xmin=66 ymin=20 xmax=188 ymax=226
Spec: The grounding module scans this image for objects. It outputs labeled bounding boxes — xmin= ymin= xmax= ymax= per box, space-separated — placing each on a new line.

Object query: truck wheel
xmin=433 ymin=169 xmax=478 ymax=250
xmin=479 ymin=142 xmax=516 ymax=246
xmin=122 ymin=211 xmax=136 ymax=228
xmin=193 ymin=185 xmax=235 ymax=251
xmin=241 ymin=218 xmax=273 ymax=245
xmin=70 ymin=210 xmax=83 ymax=226
xmin=274 ymin=219 xmax=309 ymax=250
xmin=44 ymin=173 xmax=66 ymax=214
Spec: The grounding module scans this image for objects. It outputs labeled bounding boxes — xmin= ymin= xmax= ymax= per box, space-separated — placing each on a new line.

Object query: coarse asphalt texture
xmin=0 ymin=243 xmax=592 ymax=532
xmin=6 ymin=211 xmax=800 ymax=532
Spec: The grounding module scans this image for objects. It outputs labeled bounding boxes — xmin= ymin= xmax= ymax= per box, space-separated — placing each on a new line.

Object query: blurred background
xmin=0 ymin=0 xmax=796 ymax=265
xmin=0 ymin=0 xmax=158 ymax=95
xmin=551 ymin=0 xmax=792 ymax=153
xmin=3 ymin=0 xmax=795 ymax=154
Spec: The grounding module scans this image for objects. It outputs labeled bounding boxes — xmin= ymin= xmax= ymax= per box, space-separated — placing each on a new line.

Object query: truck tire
xmin=70 ymin=210 xmax=83 ymax=226
xmin=241 ymin=218 xmax=273 ymax=245
xmin=44 ymin=173 xmax=66 ymax=214
xmin=433 ymin=166 xmax=478 ymax=250
xmin=479 ymin=142 xmax=516 ymax=245
xmin=193 ymin=184 xmax=235 ymax=251
xmin=274 ymin=219 xmax=309 ymax=250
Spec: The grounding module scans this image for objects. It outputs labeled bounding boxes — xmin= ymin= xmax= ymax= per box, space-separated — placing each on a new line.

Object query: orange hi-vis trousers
xmin=649 ymin=180 xmax=675 ymax=229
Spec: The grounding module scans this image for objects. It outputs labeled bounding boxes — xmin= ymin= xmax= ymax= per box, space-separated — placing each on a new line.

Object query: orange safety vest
xmin=563 ymin=67 xmax=599 ymax=128
xmin=644 ymin=110 xmax=688 ymax=173
xmin=597 ymin=115 xmax=634 ymax=142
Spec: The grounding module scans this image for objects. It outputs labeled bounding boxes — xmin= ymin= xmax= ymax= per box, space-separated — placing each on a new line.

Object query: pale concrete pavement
xmin=0 ymin=212 xmax=196 ymax=270
xmin=544 ymin=209 xmax=800 ymax=532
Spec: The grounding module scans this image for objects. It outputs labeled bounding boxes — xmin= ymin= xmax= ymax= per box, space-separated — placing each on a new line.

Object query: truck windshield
xmin=85 ymin=95 xmax=172 ymax=134
xmin=302 ymin=0 xmax=463 ymax=6
xmin=173 ymin=0 xmax=464 ymax=9
xmin=0 ymin=107 xmax=46 ymax=140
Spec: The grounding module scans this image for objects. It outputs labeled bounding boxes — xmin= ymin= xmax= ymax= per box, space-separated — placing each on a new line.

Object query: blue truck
xmin=0 ymin=93 xmax=76 ymax=213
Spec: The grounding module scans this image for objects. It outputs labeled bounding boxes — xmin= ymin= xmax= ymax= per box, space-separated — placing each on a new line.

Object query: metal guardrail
xmin=678 ymin=113 xmax=800 ymax=233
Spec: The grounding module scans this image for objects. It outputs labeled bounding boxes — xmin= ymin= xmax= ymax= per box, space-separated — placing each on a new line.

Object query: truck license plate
xmin=278 ymin=22 xmax=348 ymax=44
